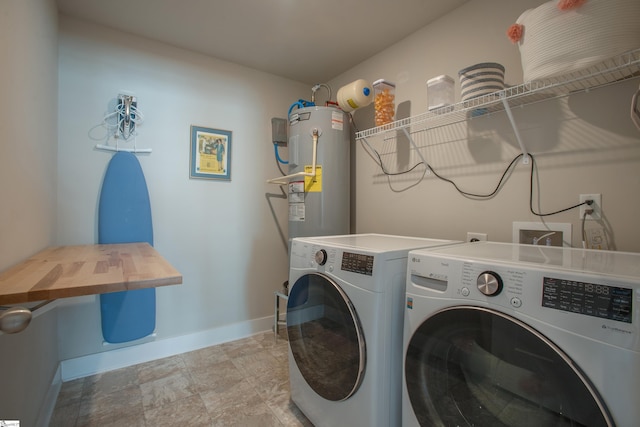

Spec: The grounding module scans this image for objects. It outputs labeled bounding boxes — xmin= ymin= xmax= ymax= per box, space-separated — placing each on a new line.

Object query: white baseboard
xmin=60 ymin=315 xmax=274 ymax=381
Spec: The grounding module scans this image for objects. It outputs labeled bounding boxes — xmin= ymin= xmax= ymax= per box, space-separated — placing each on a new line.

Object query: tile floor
xmin=50 ymin=331 xmax=313 ymax=426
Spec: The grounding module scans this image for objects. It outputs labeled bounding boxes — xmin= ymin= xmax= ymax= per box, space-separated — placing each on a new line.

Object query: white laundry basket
xmin=514 ymin=0 xmax=640 ymax=82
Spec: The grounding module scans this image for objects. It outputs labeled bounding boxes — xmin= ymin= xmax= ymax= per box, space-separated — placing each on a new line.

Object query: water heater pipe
xmin=267 ymin=128 xmax=319 ymax=185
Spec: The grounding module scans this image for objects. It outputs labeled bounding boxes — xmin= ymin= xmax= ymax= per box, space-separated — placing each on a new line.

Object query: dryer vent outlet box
xmin=512 ymin=222 xmax=572 ymax=247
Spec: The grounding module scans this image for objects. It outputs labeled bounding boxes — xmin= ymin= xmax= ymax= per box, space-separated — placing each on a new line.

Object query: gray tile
xmin=56 ymin=377 xmax=85 ymax=407
xmin=83 ymin=365 xmax=140 ymax=397
xmin=265 ymin=393 xmax=314 ymax=427
xmin=189 ymin=359 xmax=245 ymax=393
xmin=211 ymin=407 xmax=284 ymax=427
xmin=77 ymin=383 xmax=143 ymax=425
xmin=52 ymin=331 xmax=313 ymax=427
xmin=242 ymin=359 xmax=290 ymax=399
xmin=137 ymin=354 xmax=186 ymax=384
xmin=200 ymin=378 xmax=263 ymax=415
xmin=232 ymin=349 xmax=282 ymax=378
xmin=181 ymin=344 xmax=230 ymax=371
xmin=140 ymin=370 xmax=198 ymax=409
xmin=49 ymin=400 xmax=80 ymax=427
xmin=144 ymin=394 xmax=211 ymax=427
xmin=269 ymin=340 xmax=290 ymax=361
xmin=76 ymin=412 xmax=147 ymax=427
xmin=220 ymin=335 xmax=266 ymax=359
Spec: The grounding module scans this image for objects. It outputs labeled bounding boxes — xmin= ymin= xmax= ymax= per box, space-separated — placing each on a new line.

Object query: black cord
xmin=528 ymin=154 xmax=590 ymax=216
xmin=429 ymin=154 xmax=523 ymax=199
xmin=351 ymin=114 xmax=591 ymax=216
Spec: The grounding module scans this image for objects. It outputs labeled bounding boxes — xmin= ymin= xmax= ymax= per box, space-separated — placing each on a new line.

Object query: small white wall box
xmin=512 ymin=222 xmax=572 ymax=247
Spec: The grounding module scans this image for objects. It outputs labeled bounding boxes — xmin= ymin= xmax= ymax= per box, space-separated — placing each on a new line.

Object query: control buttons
xmin=315 ymin=249 xmax=328 ymax=266
xmin=477 ymin=271 xmax=503 ymax=296
xmin=510 ymin=297 xmax=522 ymax=308
xmin=461 ymin=287 xmax=470 ymax=297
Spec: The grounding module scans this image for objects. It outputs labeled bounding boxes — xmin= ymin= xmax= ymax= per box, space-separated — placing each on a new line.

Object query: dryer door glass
xmin=286 ymin=273 xmax=366 ymax=401
xmin=405 ymin=307 xmax=613 ymax=427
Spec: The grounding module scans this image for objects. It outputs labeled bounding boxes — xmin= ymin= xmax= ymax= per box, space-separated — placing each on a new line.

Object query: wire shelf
xmin=355 ymin=48 xmax=640 ymax=140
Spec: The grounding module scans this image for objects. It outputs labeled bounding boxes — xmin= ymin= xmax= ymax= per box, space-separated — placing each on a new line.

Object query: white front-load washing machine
xmin=403 ymin=241 xmax=640 ymax=427
xmin=286 ymin=234 xmax=460 ymax=427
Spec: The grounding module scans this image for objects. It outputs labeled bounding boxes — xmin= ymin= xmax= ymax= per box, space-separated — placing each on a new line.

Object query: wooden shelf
xmin=0 ymin=243 xmax=182 ymax=305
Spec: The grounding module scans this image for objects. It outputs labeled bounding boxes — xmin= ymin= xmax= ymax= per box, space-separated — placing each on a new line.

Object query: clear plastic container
xmin=373 ymin=79 xmax=395 ymax=126
xmin=427 ymin=75 xmax=454 ymax=111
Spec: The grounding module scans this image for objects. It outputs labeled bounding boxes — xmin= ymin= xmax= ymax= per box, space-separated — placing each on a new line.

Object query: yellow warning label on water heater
xmin=304 ymin=165 xmax=322 ymax=192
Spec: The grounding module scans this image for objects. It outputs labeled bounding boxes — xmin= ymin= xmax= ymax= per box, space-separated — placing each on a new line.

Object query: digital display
xmin=341 ymin=252 xmax=374 ymax=276
xmin=542 ymin=277 xmax=632 ymax=323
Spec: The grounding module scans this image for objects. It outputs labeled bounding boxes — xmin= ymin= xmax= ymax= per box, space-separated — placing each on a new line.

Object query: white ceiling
xmin=56 ymin=0 xmax=469 ymax=84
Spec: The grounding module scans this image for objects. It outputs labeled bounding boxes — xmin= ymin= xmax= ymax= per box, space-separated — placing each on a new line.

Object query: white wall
xmin=56 ymin=16 xmax=307 ymax=359
xmin=331 ymin=0 xmax=640 ymax=252
xmin=0 ymin=0 xmax=60 ymax=424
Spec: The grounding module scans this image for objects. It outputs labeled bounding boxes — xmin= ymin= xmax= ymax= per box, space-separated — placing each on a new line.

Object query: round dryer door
xmin=405 ymin=307 xmax=613 ymax=427
xmin=286 ymin=272 xmax=366 ymax=401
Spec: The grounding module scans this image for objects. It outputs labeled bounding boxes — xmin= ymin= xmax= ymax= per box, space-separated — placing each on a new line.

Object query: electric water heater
xmin=287 ymin=106 xmax=350 ymax=239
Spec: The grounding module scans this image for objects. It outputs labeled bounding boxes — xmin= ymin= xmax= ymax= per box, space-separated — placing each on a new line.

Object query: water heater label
xmin=288 ymin=181 xmax=304 ymax=194
xmin=288 ymin=180 xmax=305 ymax=221
xmin=289 ymin=203 xmax=305 ymax=221
xmin=304 ymin=165 xmax=322 ymax=192
xmin=331 ymin=111 xmax=344 ymax=130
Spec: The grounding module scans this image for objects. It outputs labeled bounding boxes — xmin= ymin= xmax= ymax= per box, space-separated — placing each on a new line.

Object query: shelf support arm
xmin=500 ymin=93 xmax=530 ymax=164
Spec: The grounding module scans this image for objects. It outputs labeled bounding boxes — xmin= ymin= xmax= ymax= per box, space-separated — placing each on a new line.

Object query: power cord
xmin=528 ymin=155 xmax=591 ymax=217
xmin=581 ymin=202 xmax=595 ymax=248
xmin=351 ymin=114 xmax=594 ymax=216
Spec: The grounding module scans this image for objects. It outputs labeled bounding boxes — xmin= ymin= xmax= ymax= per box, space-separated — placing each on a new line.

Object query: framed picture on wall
xmin=190 ymin=125 xmax=232 ymax=180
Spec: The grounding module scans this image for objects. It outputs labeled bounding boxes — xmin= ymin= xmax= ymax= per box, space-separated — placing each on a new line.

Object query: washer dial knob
xmin=315 ymin=249 xmax=328 ymax=266
xmin=477 ymin=271 xmax=503 ymax=296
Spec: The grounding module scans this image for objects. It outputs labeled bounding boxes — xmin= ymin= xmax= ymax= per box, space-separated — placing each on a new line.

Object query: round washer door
xmin=286 ymin=272 xmax=366 ymax=401
xmin=405 ymin=307 xmax=613 ymax=427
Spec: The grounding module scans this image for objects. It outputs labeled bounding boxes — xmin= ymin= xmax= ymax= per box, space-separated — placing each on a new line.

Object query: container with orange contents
xmin=372 ymin=79 xmax=395 ymax=126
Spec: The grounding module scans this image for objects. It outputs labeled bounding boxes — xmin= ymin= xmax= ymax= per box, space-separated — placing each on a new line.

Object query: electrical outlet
xmin=467 ymin=232 xmax=487 ymax=242
xmin=579 ymin=194 xmax=601 ymax=220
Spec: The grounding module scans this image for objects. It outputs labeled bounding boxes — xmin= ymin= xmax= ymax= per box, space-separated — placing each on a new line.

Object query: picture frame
xmin=190 ymin=125 xmax=232 ymax=180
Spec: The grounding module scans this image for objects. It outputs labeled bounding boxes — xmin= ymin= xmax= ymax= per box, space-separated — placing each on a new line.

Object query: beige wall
xmin=331 ymin=0 xmax=640 ymax=252
xmin=55 ymin=16 xmax=307 ymax=359
xmin=0 ymin=0 xmax=60 ymax=424
xmin=0 ymin=0 xmax=58 ymax=266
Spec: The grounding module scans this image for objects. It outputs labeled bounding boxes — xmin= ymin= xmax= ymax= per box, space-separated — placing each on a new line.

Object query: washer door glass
xmin=287 ymin=272 xmax=366 ymax=401
xmin=405 ymin=307 xmax=613 ymax=427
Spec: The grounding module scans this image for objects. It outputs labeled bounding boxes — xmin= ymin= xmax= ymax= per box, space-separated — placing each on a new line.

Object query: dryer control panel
xmin=407 ymin=248 xmax=639 ymax=351
xmin=542 ymin=277 xmax=632 ymax=323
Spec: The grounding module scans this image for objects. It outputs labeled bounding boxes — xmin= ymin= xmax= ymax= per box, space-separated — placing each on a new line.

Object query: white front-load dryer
xmin=403 ymin=241 xmax=640 ymax=427
xmin=286 ymin=234 xmax=460 ymax=427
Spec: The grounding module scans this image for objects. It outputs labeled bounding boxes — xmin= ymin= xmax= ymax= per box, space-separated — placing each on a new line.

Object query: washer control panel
xmin=477 ymin=271 xmax=503 ymax=296
xmin=407 ymin=248 xmax=639 ymax=350
xmin=409 ymin=257 xmax=533 ymax=311
xmin=315 ymin=249 xmax=328 ymax=266
xmin=459 ymin=261 xmax=526 ymax=309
